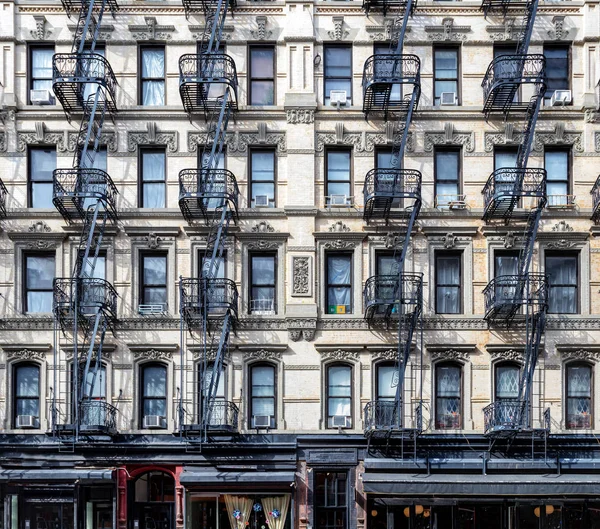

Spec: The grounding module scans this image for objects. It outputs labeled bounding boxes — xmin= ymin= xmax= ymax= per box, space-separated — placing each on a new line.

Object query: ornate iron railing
xmin=362 ymin=0 xmax=416 ymax=15
xmin=180 ymin=277 xmax=238 ymax=321
xmin=483 ymin=273 xmax=548 ymax=319
xmin=179 ymin=168 xmax=239 ymax=211
xmin=483 ymin=399 xmax=525 ymax=433
xmin=363 ymin=54 xmax=420 ymax=88
xmin=79 ymin=401 xmax=118 ymax=432
xmin=53 ymin=53 xmax=118 ymax=99
xmin=482 ymin=54 xmax=545 ymax=102
xmin=482 ymin=167 xmax=546 ymax=213
xmin=364 ymin=400 xmax=423 ymax=432
xmin=179 ymin=54 xmax=238 ymax=93
xmin=183 ymin=400 xmax=239 ymax=432
xmin=53 ymin=278 xmax=118 ymax=321
xmin=364 ymin=273 xmax=422 ymax=317
xmin=591 ymin=175 xmax=600 ymax=222
xmin=363 ymin=168 xmax=421 ymax=203
xmin=0 ymin=178 xmax=7 ymax=218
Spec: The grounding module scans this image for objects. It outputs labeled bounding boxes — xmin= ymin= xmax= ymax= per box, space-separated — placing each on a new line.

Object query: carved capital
xmin=489 ymin=349 xmax=524 ymax=363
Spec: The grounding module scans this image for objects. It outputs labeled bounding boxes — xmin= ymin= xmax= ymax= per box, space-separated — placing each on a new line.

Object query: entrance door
xmin=133 ymin=472 xmax=175 ymax=529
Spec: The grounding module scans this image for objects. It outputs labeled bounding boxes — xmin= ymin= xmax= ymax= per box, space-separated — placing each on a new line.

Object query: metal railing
xmin=79 ymin=401 xmax=118 ymax=432
xmin=483 ymin=399 xmax=525 ymax=434
xmin=179 ymin=168 xmax=239 ymax=209
xmin=364 ymin=168 xmax=421 ymax=202
xmin=182 ymin=400 xmax=239 ymax=432
xmin=179 ymin=54 xmax=238 ymax=93
xmin=364 ymin=400 xmax=422 ymax=432
xmin=592 ymin=175 xmax=600 ymax=222
xmin=53 ymin=278 xmax=118 ymax=321
xmin=483 ymin=273 xmax=548 ymax=319
xmin=364 ymin=273 xmax=422 ymax=317
xmin=482 ymin=54 xmax=545 ymax=102
xmin=0 ymin=178 xmax=7 ymax=218
xmin=363 ymin=54 xmax=420 ymax=88
xmin=53 ymin=53 xmax=118 ymax=99
xmin=482 ymin=168 xmax=546 ymax=213
xmin=180 ymin=277 xmax=238 ymax=322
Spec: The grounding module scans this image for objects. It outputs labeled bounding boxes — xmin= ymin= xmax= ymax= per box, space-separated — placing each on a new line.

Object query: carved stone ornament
xmin=561 ymin=349 xmax=600 ymax=363
xmin=323 ymin=239 xmax=357 ymax=250
xmin=489 ymin=349 xmax=524 ymax=363
xmin=430 ymin=349 xmax=469 ymax=363
xmin=289 ymin=330 xmax=302 ymax=342
xmin=190 ymin=25 xmax=233 ymax=41
xmin=292 ymin=257 xmax=310 ymax=296
xmin=329 ymin=221 xmax=351 ymax=233
xmin=585 ymin=111 xmax=599 ymax=124
xmin=31 ymin=16 xmax=52 ymax=40
xmin=366 ymin=19 xmax=396 ymax=41
xmin=547 ymin=239 xmax=576 ymax=250
xmin=486 ymin=18 xmax=524 ymax=41
xmin=552 ymin=220 xmax=573 ymax=232
xmin=128 ymin=123 xmax=178 ymax=154
xmin=0 ymin=132 xmax=6 ymax=153
xmin=372 ymin=349 xmax=396 ymax=361
xmin=7 ymin=349 xmax=46 ymax=361
xmin=133 ymin=349 xmax=173 ymax=362
xmin=251 ymin=221 xmax=275 ymax=233
xmin=547 ymin=16 xmax=570 ymax=40
xmin=191 ymin=348 xmax=230 ymax=362
xmin=425 ymin=18 xmax=471 ymax=41
xmin=533 ymin=123 xmax=584 ymax=154
xmin=442 ymin=233 xmax=457 ymax=249
xmin=29 ymin=221 xmax=51 ymax=233
xmin=65 ymin=348 xmax=112 ymax=362
xmin=287 ymin=318 xmax=317 ymax=342
xmin=188 ymin=129 xmax=286 ymax=157
xmin=247 ymin=240 xmax=279 ymax=250
xmin=316 ymin=130 xmax=413 ymax=157
xmin=244 ymin=349 xmax=282 ymax=361
xmin=138 ymin=232 xmax=163 ymax=249
xmin=17 ymin=127 xmax=116 ymax=153
xmin=129 ymin=17 xmax=175 ymax=40
xmin=251 ymin=16 xmax=272 ymax=40
xmin=302 ymin=329 xmax=316 ymax=341
xmin=424 ymin=123 xmax=474 ymax=153
xmin=321 ymin=349 xmax=359 ymax=362
xmin=328 ymin=16 xmax=349 ymax=40
xmin=484 ymin=124 xmax=524 ymax=152
xmin=68 ymin=23 xmax=114 ymax=41
xmin=286 ymin=109 xmax=315 ymax=124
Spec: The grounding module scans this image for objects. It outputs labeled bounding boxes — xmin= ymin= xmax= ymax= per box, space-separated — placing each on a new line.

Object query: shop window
xmin=133 ymin=472 xmax=175 ymax=529
xmin=315 ymin=472 xmax=348 ymax=529
xmin=435 ymin=363 xmax=461 ymax=429
xmin=566 ymin=363 xmax=592 ymax=429
xmin=22 ymin=494 xmax=74 ymax=529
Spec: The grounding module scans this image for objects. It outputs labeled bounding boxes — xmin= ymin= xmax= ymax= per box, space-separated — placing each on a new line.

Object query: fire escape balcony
xmin=364 ymin=273 xmax=422 ymax=321
xmin=181 ymin=0 xmax=236 ymax=17
xmin=482 ymin=55 xmax=545 ymax=119
xmin=483 ymin=400 xmax=550 ymax=436
xmin=362 ymin=54 xmax=420 ymax=120
xmin=362 ymin=0 xmax=416 ymax=15
xmin=483 ymin=273 xmax=548 ymax=323
xmin=53 ymin=278 xmax=118 ymax=326
xmin=180 ymin=277 xmax=238 ymax=326
xmin=482 ymin=168 xmax=546 ymax=222
xmin=55 ymin=401 xmax=118 ymax=436
xmin=179 ymin=54 xmax=238 ymax=114
xmin=181 ymin=401 xmax=239 ymax=434
xmin=52 ymin=54 xmax=117 ymax=116
xmin=364 ymin=400 xmax=422 ymax=435
xmin=53 ymin=168 xmax=118 ymax=225
xmin=179 ymin=168 xmax=239 ymax=224
xmin=591 ymin=175 xmax=600 ymax=223
xmin=363 ymin=168 xmax=421 ymax=222
xmin=0 ymin=178 xmax=7 ymax=218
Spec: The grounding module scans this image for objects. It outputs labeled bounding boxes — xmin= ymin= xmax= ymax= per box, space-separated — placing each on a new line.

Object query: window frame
xmin=434 ymin=362 xmax=462 ymax=430
xmin=249 ymin=252 xmax=277 ymax=315
xmin=249 ymin=362 xmax=277 ymax=429
xmin=435 ymin=251 xmax=462 ymax=314
xmin=325 ymin=148 xmax=352 ymax=206
xmin=494 ymin=361 xmax=521 ymax=402
xmin=434 ymin=147 xmax=461 ymax=208
xmin=23 ymin=252 xmax=55 ymax=314
xmin=139 ymin=252 xmax=168 ymax=307
xmin=139 ymin=45 xmax=166 ymax=106
xmin=544 ymin=147 xmax=571 ymax=207
xmin=13 ymin=362 xmax=41 ymax=427
xmin=325 ymin=252 xmax=353 ymax=315
xmin=28 ymin=44 xmax=55 ymax=103
xmin=375 ymin=362 xmax=396 ymax=402
xmin=139 ymin=147 xmax=167 ymax=208
xmin=28 ymin=145 xmax=57 ymax=208
xmin=565 ymin=362 xmax=593 ymax=430
xmin=249 ymin=45 xmax=276 ymax=106
xmin=323 ymin=44 xmax=352 ymax=105
xmin=543 ymin=44 xmax=570 ymax=102
xmin=140 ymin=362 xmax=168 ymax=428
xmin=249 ymin=148 xmax=276 ymax=208
xmin=545 ymin=251 xmax=579 ymax=314
xmin=314 ymin=471 xmax=348 ymax=529
xmin=433 ymin=46 xmax=460 ymax=106
xmin=326 ymin=363 xmax=353 ymax=429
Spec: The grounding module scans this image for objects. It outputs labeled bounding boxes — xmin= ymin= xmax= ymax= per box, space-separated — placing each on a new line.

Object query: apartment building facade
xmin=0 ymin=0 xmax=599 ymax=527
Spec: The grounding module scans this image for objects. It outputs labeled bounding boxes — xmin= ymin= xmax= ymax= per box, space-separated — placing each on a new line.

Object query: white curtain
xmin=547 ymin=256 xmax=577 ymax=313
xmin=32 ymin=49 xmax=53 ymax=92
xmin=224 ymin=495 xmax=253 ymax=529
xmin=436 ymin=256 xmax=460 ymax=314
xmin=142 ymin=152 xmax=166 ymax=208
xmin=26 ymin=256 xmax=54 ymax=313
xmin=327 ymin=256 xmax=351 ymax=309
xmin=142 ymin=49 xmax=165 ymax=105
xmin=263 ymin=495 xmax=291 ymax=529
xmin=328 ymin=365 xmax=351 ymax=418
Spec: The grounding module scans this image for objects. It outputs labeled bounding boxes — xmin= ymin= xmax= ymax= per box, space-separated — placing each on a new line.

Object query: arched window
xmin=376 ymin=363 xmax=395 ymax=402
xmin=566 ymin=363 xmax=592 ymax=429
xmin=495 ymin=363 xmax=520 ymax=403
xmin=141 ymin=364 xmax=167 ymax=428
xmin=13 ymin=363 xmax=40 ymax=428
xmin=250 ymin=363 xmax=276 ymax=428
xmin=327 ymin=364 xmax=352 ymax=429
xmin=435 ymin=363 xmax=461 ymax=429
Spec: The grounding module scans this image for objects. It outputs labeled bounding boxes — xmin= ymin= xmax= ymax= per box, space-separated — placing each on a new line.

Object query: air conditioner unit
xmin=254 ymin=194 xmax=270 ymax=207
xmin=16 ymin=415 xmax=38 ymax=429
xmin=253 ymin=415 xmax=271 ymax=428
xmin=329 ymin=195 xmax=349 ymax=206
xmin=30 ymin=89 xmax=53 ymax=105
xmin=332 ymin=415 xmax=350 ymax=428
xmin=143 ymin=415 xmax=166 ymax=429
xmin=440 ymin=92 xmax=457 ymax=106
xmin=329 ymin=90 xmax=348 ymax=106
xmin=448 ymin=199 xmax=467 ymax=210
xmin=550 ymin=90 xmax=572 ymax=106
xmin=138 ymin=303 xmax=167 ymax=315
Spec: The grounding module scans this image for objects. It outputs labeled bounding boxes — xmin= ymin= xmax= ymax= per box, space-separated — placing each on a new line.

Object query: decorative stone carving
xmin=316 ymin=130 xmax=413 ymax=157
xmin=0 ymin=132 xmax=6 ymax=153
xmin=128 ymin=123 xmax=178 ymax=154
xmin=321 ymin=349 xmax=359 ymax=362
xmin=329 ymin=221 xmax=351 ymax=233
xmin=7 ymin=349 xmax=46 ymax=361
xmin=425 ymin=18 xmax=470 ymax=41
xmin=289 ymin=330 xmax=302 ymax=342
xmin=366 ymin=19 xmax=396 ymax=41
xmin=129 ymin=17 xmax=175 ymax=40
xmin=190 ymin=25 xmax=233 ymax=41
xmin=503 ymin=232 xmax=516 ymax=249
xmin=189 ymin=130 xmax=286 ymax=156
xmin=585 ymin=110 xmax=599 ymax=124
xmin=302 ymin=329 xmax=316 ymax=341
xmin=561 ymin=349 xmax=600 ymax=363
xmin=547 ymin=16 xmax=570 ymax=40
xmin=489 ymin=349 xmax=524 ymax=363
xmin=424 ymin=123 xmax=474 ymax=153
xmin=251 ymin=221 xmax=275 ymax=233
xmin=133 ymin=349 xmax=173 ymax=362
xmin=372 ymin=349 xmax=396 ymax=361
xmin=31 ymin=16 xmax=52 ymax=40
xmin=286 ymin=109 xmax=315 ymax=124
xmin=323 ymin=239 xmax=357 ymax=250
xmin=533 ymin=124 xmax=583 ymax=154
xmin=547 ymin=240 xmax=575 ymax=249
xmin=29 ymin=221 xmax=51 ymax=233
xmin=247 ymin=240 xmax=279 ymax=250
xmin=191 ymin=348 xmax=230 ymax=362
xmin=442 ymin=233 xmax=457 ymax=249
xmin=17 ymin=129 xmax=116 ymax=154
xmin=486 ymin=18 xmax=524 ymax=41
xmin=287 ymin=318 xmax=317 ymax=342
xmin=244 ymin=349 xmax=282 ymax=361
xmin=251 ymin=16 xmax=272 ymax=40
xmin=484 ymin=129 xmax=524 ymax=152
xmin=26 ymin=240 xmax=59 ymax=250
xmin=328 ymin=16 xmax=349 ymax=40
xmin=292 ymin=257 xmax=310 ymax=296
xmin=430 ymin=349 xmax=469 ymax=363
xmin=552 ymin=220 xmax=573 ymax=232
xmin=139 ymin=232 xmax=163 ymax=249
xmin=68 ymin=23 xmax=114 ymax=41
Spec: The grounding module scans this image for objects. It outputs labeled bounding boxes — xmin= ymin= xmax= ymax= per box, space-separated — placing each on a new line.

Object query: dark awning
xmin=180 ymin=470 xmax=296 ymax=485
xmin=0 ymin=469 xmax=114 ymax=483
xmin=362 ymin=473 xmax=600 ymax=496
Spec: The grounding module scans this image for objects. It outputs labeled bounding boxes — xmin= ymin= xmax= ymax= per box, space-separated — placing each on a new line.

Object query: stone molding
xmin=286 ymin=109 xmax=314 ymax=124
xmin=189 ymin=25 xmax=234 ymax=41
xmin=286 ymin=318 xmax=317 ymax=342
xmin=424 ymin=123 xmax=474 ymax=153
xmin=425 ymin=18 xmax=471 ymax=41
xmin=251 ymin=16 xmax=272 ymax=40
xmin=129 ymin=17 xmax=175 ymax=40
xmin=129 ymin=343 xmax=178 ymax=362
xmin=292 ymin=256 xmax=311 ymax=297
xmin=316 ymin=124 xmax=413 ymax=156
xmin=17 ymin=123 xmax=116 ymax=153
xmin=328 ymin=16 xmax=349 ymax=40
xmin=188 ymin=125 xmax=286 ymax=156
xmin=127 ymin=122 xmax=178 ymax=154
xmin=242 ymin=349 xmax=283 ymax=362
xmin=30 ymin=15 xmax=52 ymax=40
xmin=319 ymin=349 xmax=359 ymax=362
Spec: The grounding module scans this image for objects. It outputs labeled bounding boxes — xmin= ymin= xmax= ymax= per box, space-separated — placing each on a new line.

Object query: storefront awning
xmin=180 ymin=470 xmax=296 ymax=485
xmin=0 ymin=469 xmax=114 ymax=482
xmin=362 ymin=473 xmax=600 ymax=496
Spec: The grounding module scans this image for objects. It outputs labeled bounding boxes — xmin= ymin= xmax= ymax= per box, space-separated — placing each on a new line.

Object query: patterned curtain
xmin=224 ymin=495 xmax=253 ymax=529
xmin=263 ymin=495 xmax=291 ymax=529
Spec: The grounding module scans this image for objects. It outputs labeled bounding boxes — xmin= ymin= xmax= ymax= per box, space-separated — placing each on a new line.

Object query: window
xmin=250 ymin=253 xmax=276 ymax=314
xmin=29 ymin=46 xmax=54 ymax=102
xmin=315 ymin=472 xmax=347 ymax=529
xmin=140 ymin=148 xmax=166 ymax=208
xmin=494 ymin=251 xmax=519 ymax=304
xmin=141 ymin=364 xmax=167 ymax=427
xmin=376 ymin=363 xmax=395 ymax=402
xmin=435 ymin=252 xmax=461 ymax=314
xmin=374 ymin=44 xmax=401 ymax=101
xmin=140 ymin=46 xmax=165 ymax=105
xmin=24 ymin=253 xmax=54 ymax=313
xmin=324 ymin=45 xmax=352 ymax=105
xmin=566 ymin=363 xmax=592 ymax=429
xmin=375 ymin=252 xmax=399 ymax=314
xmin=494 ymin=147 xmax=518 ymax=170
xmin=250 ymin=364 xmax=276 ymax=428
xmin=82 ymin=46 xmax=105 ymax=102
xmin=13 ymin=364 xmax=40 ymax=427
xmin=326 ymin=150 xmax=351 ymax=206
xmin=200 ymin=362 xmax=225 ymax=424
xmin=545 ymin=149 xmax=570 ymax=207
xmin=494 ymin=363 xmax=520 ymax=424
xmin=546 ymin=252 xmax=578 ymax=314
xmin=326 ymin=364 xmax=352 ymax=428
xmin=434 ymin=148 xmax=460 ymax=208
xmin=28 ymin=147 xmax=56 ymax=208
xmin=375 ymin=147 xmax=393 ymax=170
xmin=433 ymin=47 xmax=459 ymax=105
xmin=326 ymin=253 xmax=352 ymax=314
xmin=544 ymin=46 xmax=569 ymax=101
xmin=249 ymin=46 xmax=275 ymax=105
xmin=250 ymin=149 xmax=275 ymax=207
xmin=140 ymin=253 xmax=167 ymax=308
xmin=435 ymin=363 xmax=461 ymax=429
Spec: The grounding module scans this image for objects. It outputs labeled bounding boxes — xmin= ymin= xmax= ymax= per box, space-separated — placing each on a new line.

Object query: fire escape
xmin=50 ymin=0 xmax=119 ymax=443
xmin=361 ymin=0 xmax=424 ymax=454
xmin=178 ymin=0 xmax=240 ymax=444
xmin=480 ymin=0 xmax=550 ymax=443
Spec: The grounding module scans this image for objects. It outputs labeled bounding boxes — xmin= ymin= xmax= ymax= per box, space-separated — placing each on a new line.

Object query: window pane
xmin=250 ymin=81 xmax=274 ymax=105
xmin=142 ymin=48 xmax=165 ymax=77
xmin=252 ymin=152 xmax=275 ymax=177
xmin=436 ymin=255 xmax=460 ymax=314
xmin=144 ymin=366 xmax=166 ymax=397
xmin=143 ymin=256 xmax=167 ymax=285
xmin=30 ymin=149 xmax=56 ymax=181
xmin=494 ymin=150 xmax=518 ymax=170
xmin=252 ymin=366 xmax=275 ymax=393
xmin=26 ymin=256 xmax=54 ymax=289
xmin=545 ymin=151 xmax=568 ymax=181
xmin=377 ymin=365 xmax=395 ymax=399
xmin=325 ymin=47 xmax=351 ymax=77
xmin=568 ymin=366 xmax=591 ymax=397
xmin=202 ymin=364 xmax=225 ymax=399
xmin=32 ymin=48 xmax=53 ymax=79
xmin=544 ymin=47 xmax=569 ymax=94
xmin=250 ymin=48 xmax=274 ymax=77
xmin=435 ymin=50 xmax=458 ymax=77
xmin=496 ymin=365 xmax=519 ymax=399
xmin=329 ymin=366 xmax=351 ymax=395
xmin=16 ymin=365 xmax=40 ymax=397
xmin=436 ymin=366 xmax=460 ymax=396
xmin=546 ymin=255 xmax=577 ymax=314
xmin=252 ymin=256 xmax=275 ymax=285
xmin=142 ymin=152 xmax=165 ymax=181
xmin=327 ymin=152 xmax=351 ymax=181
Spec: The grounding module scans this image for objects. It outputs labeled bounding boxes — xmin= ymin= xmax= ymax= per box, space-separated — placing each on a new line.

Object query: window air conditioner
xmin=440 ymin=92 xmax=457 ymax=106
xmin=332 ymin=415 xmax=350 ymax=428
xmin=329 ymin=195 xmax=349 ymax=206
xmin=144 ymin=415 xmax=166 ymax=429
xmin=329 ymin=90 xmax=348 ymax=106
xmin=253 ymin=415 xmax=271 ymax=428
xmin=254 ymin=195 xmax=270 ymax=207
xmin=448 ymin=198 xmax=467 ymax=209
xmin=138 ymin=303 xmax=166 ymax=315
xmin=16 ymin=415 xmax=38 ymax=428
xmin=30 ymin=89 xmax=53 ymax=105
xmin=550 ymin=90 xmax=572 ymax=106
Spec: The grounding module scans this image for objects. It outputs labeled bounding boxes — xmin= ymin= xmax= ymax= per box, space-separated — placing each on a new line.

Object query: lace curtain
xmin=263 ymin=495 xmax=291 ymax=529
xmin=224 ymin=495 xmax=253 ymax=529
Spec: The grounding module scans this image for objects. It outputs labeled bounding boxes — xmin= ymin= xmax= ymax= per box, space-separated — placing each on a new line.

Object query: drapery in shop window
xmin=224 ymin=495 xmax=253 ymax=529
xmin=263 ymin=496 xmax=291 ymax=529
xmin=142 ymin=49 xmax=165 ymax=106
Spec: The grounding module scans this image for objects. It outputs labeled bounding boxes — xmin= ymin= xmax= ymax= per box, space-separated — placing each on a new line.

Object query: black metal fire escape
xmin=178 ymin=0 xmax=240 ymax=443
xmin=481 ymin=0 xmax=550 ymax=441
xmin=51 ymin=0 xmax=119 ymax=442
xmin=361 ymin=0 xmax=423 ymax=452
